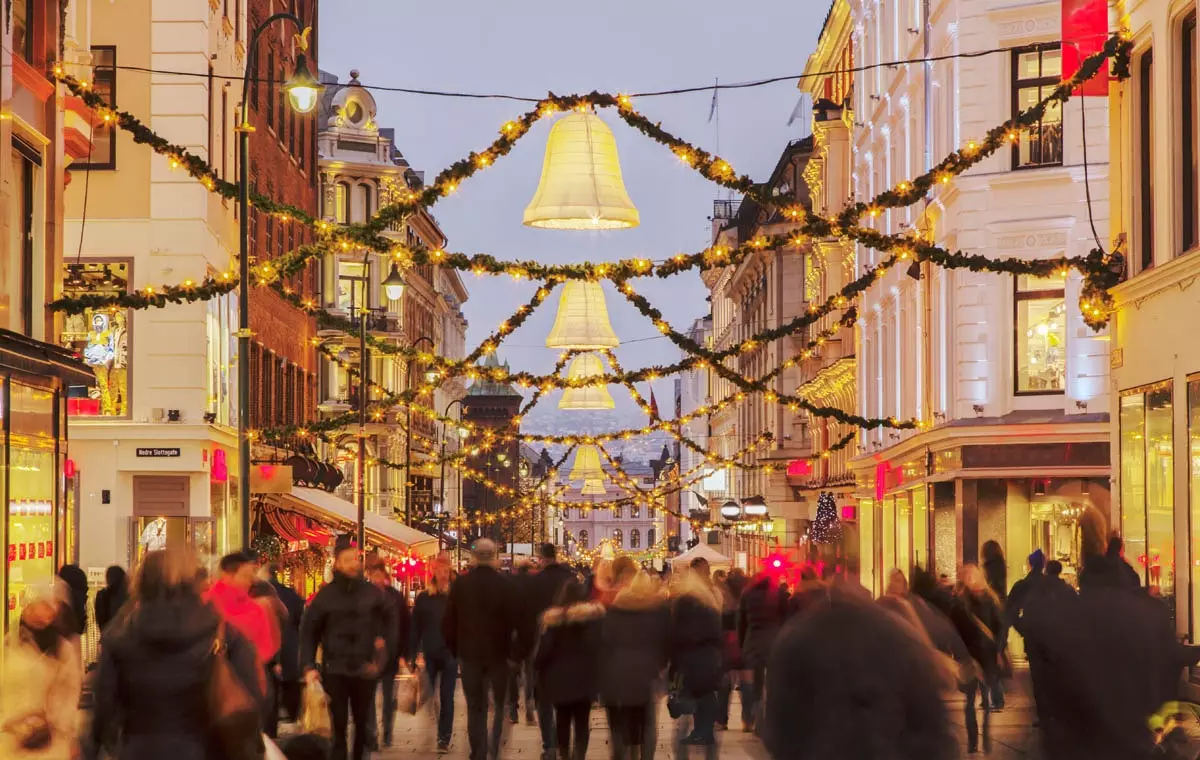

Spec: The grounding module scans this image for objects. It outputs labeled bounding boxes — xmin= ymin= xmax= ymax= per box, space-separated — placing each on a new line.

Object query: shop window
xmin=1012 ymin=44 xmax=1064 ymax=169
xmin=206 ymin=292 xmax=234 ymax=426
xmin=7 ymin=382 xmax=57 ymax=633
xmin=1014 ymin=274 xmax=1066 ymax=394
xmin=1182 ymin=13 xmax=1198 ymax=254
xmin=647 ymin=527 xmax=655 ymax=547
xmin=81 ymin=48 xmax=117 ymax=169
xmin=62 ymin=262 xmax=131 ymax=417
xmin=612 ymin=529 xmax=623 ymax=549
xmin=336 ymin=260 xmax=368 ymax=313
xmin=1189 ymin=378 xmax=1200 ymax=641
xmin=578 ymin=530 xmax=588 ymax=550
xmin=1120 ymin=383 xmax=1175 ymax=619
xmin=630 ymin=529 xmax=641 ymax=548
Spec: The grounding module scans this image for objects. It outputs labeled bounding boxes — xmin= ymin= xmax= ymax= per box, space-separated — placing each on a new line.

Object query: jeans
xmin=461 ymin=660 xmax=509 ymax=760
xmin=324 ymin=673 xmax=376 ymax=760
xmin=963 ymin=677 xmax=993 ymax=752
xmin=741 ymin=666 xmax=765 ymax=729
xmin=508 ymin=659 xmax=536 ymax=721
xmin=606 ymin=705 xmax=648 ymax=760
xmin=554 ymin=700 xmax=591 ymax=760
xmin=426 ymin=654 xmax=458 ymax=744
xmin=691 ymin=692 xmax=717 ymax=743
xmin=375 ymin=666 xmax=399 ymax=744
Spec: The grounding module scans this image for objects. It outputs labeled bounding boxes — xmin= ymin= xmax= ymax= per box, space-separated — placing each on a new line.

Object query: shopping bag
xmin=396 ymin=667 xmax=427 ymax=715
xmin=299 ymin=681 xmax=332 ymax=738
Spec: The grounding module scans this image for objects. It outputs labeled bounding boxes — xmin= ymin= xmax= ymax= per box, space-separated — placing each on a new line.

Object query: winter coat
xmin=269 ymin=578 xmax=304 ymax=682
xmin=380 ymin=585 xmax=410 ymax=672
xmin=877 ymin=593 xmax=970 ymax=667
xmin=57 ymin=565 xmax=89 ymax=637
xmin=982 ymin=558 xmax=1008 ymax=604
xmin=954 ymin=590 xmax=1003 ymax=681
xmin=0 ymin=632 xmax=81 ymax=760
xmin=527 ymin=563 xmax=575 ymax=629
xmin=90 ymin=598 xmax=262 ymax=760
xmin=300 ymin=572 xmax=393 ymax=678
xmin=1077 ymin=550 xmax=1140 ymax=592
xmin=1004 ymin=570 xmax=1043 ymax=636
xmin=764 ymin=588 xmax=958 ymax=760
xmin=737 ymin=576 xmax=790 ymax=668
xmin=443 ymin=565 xmax=519 ymax=667
xmin=599 ymin=575 xmax=670 ymax=706
xmin=410 ymin=589 xmax=451 ymax=661
xmin=533 ymin=601 xmax=604 ymax=705
xmin=95 ymin=568 xmax=130 ymax=633
xmin=206 ymin=579 xmax=278 ymax=665
xmin=670 ymin=574 xmax=724 ymax=694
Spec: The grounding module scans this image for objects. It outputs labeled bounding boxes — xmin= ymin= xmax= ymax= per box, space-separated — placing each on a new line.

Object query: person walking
xmin=94 ymin=565 xmax=130 ymax=633
xmin=443 ymin=540 xmax=520 ymax=760
xmin=267 ymin=564 xmax=306 ymax=724
xmin=526 ymin=544 xmax=576 ymax=757
xmin=600 ymin=568 xmax=669 ymax=760
xmin=411 ymin=558 xmax=457 ymax=753
xmin=533 ymin=581 xmax=604 ymax=760
xmin=736 ymin=568 xmax=789 ymax=733
xmin=670 ymin=563 xmax=724 ymax=748
xmin=88 ymin=548 xmax=263 ymax=760
xmin=248 ymin=577 xmax=287 ymax=738
xmin=207 ymin=552 xmax=278 ymax=677
xmin=56 ymin=565 xmax=89 ymax=640
xmin=1 ymin=585 xmax=82 ymax=760
xmin=715 ymin=569 xmax=746 ymax=731
xmin=508 ymin=560 xmax=537 ymax=728
xmin=955 ymin=564 xmax=1004 ymax=754
xmin=300 ymin=543 xmax=394 ymax=760
xmin=367 ymin=559 xmax=410 ymax=749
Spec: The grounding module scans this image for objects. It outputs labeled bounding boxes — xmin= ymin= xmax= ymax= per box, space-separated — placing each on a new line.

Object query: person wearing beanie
xmin=1005 ymin=549 xmax=1045 ymax=638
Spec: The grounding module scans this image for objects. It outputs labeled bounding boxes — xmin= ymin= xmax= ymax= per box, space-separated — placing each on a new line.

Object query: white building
xmin=1108 ymin=0 xmax=1198 ymax=641
xmin=677 ymin=315 xmax=712 ymax=544
xmin=848 ymin=0 xmax=1111 ymax=596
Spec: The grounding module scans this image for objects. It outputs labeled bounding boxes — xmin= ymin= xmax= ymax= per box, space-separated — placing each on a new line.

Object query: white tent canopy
xmin=669 ymin=543 xmax=731 ymax=570
xmin=283 ymin=486 xmax=441 ymax=557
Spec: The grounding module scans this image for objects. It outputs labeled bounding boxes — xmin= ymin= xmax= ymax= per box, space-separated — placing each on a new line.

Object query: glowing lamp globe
xmin=559 ymin=353 xmax=615 ymax=410
xmin=283 ymin=53 xmax=322 ymax=115
xmin=742 ymin=496 xmax=769 ymax=517
xmin=720 ymin=500 xmax=742 ymax=520
xmin=568 ymin=444 xmax=605 ymax=482
xmin=546 ymin=281 xmax=619 ymax=350
xmin=523 ymin=112 xmax=640 ymax=230
xmin=580 ymin=479 xmax=606 ymax=496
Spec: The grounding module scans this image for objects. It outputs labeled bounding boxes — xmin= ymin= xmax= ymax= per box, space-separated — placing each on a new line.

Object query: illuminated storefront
xmin=1 ymin=331 xmax=93 ymax=635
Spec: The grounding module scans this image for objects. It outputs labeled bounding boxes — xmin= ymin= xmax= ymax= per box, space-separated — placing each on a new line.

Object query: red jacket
xmin=206 ymin=579 xmax=279 ymax=665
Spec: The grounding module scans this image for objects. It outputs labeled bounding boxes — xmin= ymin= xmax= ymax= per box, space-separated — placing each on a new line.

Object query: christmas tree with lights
xmin=811 ymin=492 xmax=842 ymax=545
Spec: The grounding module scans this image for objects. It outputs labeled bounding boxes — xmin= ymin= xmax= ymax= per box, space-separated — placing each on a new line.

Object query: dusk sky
xmin=320 ymin=1 xmax=823 ymax=427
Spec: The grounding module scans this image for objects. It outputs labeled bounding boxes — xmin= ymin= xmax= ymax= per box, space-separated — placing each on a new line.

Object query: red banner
xmin=1062 ymin=0 xmax=1109 ymax=95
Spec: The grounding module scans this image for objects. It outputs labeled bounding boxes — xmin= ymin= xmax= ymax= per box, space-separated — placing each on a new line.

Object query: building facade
xmin=846 ymin=0 xmax=1111 ymax=597
xmin=676 ymin=315 xmax=712 ymax=546
xmin=63 ymin=0 xmax=257 ymax=572
xmin=559 ymin=456 xmax=663 ymax=561
xmin=314 ymin=69 xmax=468 ymax=528
xmin=2 ymin=0 xmax=96 ymax=635
xmin=1108 ymin=0 xmax=1199 ymax=639
xmin=460 ymin=355 xmax=522 ymax=546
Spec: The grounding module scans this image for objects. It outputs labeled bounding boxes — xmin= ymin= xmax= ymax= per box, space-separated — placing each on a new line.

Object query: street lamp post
xmin=438 ymin=398 xmax=468 ymax=552
xmin=404 ymin=336 xmax=437 ymax=526
xmin=237 ymin=13 xmax=322 ymax=550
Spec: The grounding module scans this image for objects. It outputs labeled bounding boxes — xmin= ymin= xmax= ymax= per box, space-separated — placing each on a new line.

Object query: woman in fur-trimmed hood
xmin=600 ymin=571 xmax=670 ymax=760
xmin=535 ymin=581 xmax=605 ymax=760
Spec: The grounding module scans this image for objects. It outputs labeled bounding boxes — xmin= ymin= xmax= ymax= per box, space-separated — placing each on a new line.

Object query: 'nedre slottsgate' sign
xmin=136 ymin=447 xmax=181 ymax=458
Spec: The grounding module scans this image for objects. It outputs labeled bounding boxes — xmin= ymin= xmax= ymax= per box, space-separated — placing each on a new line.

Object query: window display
xmin=7 ymin=382 xmax=57 ymax=632
xmin=62 ymin=262 xmax=130 ymax=417
xmin=1190 ymin=378 xmax=1200 ymax=640
xmin=1015 ymin=274 xmax=1066 ymax=394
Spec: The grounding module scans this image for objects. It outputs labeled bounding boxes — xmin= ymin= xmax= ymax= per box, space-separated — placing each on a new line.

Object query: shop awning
xmin=278 ymin=486 xmax=440 ymax=557
xmin=0 ymin=328 xmax=94 ymax=387
xmin=669 ymin=543 xmax=731 ymax=569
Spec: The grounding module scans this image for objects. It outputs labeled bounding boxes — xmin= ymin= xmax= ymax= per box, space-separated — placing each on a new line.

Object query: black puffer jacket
xmin=737 ymin=575 xmax=789 ymax=668
xmin=90 ymin=598 xmax=262 ymax=760
xmin=599 ymin=574 xmax=670 ymax=706
xmin=300 ymin=572 xmax=394 ymax=677
xmin=534 ymin=601 xmax=604 ymax=705
xmin=410 ymin=589 xmax=451 ymax=661
xmin=670 ymin=574 xmax=724 ymax=694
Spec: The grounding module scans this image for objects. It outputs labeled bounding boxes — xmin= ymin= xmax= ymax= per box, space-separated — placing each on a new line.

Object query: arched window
xmin=359 ymin=183 xmax=373 ymax=222
xmin=613 ymin=529 xmax=623 ymax=548
xmin=630 ymin=529 xmax=641 ymax=548
xmin=647 ymin=528 xmax=656 ymax=547
xmin=578 ymin=530 xmax=589 ymax=549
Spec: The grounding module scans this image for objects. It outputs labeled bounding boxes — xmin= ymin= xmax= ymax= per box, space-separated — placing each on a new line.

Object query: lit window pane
xmin=1146 ymin=385 xmax=1174 ymax=615
xmin=1120 ymin=393 xmax=1147 ymax=572
xmin=1042 ymin=48 xmax=1062 ymax=77
xmin=62 ymin=262 xmax=132 ymax=417
xmin=1017 ymin=273 xmax=1067 ymax=291
xmin=1016 ymin=295 xmax=1066 ymax=392
xmin=1018 ymin=51 xmax=1042 ymax=79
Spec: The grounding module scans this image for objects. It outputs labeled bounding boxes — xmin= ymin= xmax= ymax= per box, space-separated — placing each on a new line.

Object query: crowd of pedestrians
xmin=2 ymin=504 xmax=1197 ymax=760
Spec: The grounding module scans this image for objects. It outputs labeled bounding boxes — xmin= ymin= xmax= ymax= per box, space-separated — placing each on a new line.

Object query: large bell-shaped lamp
xmin=523 ymin=112 xmax=640 ymax=230
xmin=580 ymin=479 xmax=606 ymax=496
xmin=568 ymin=444 xmax=605 ymax=482
xmin=546 ymin=281 xmax=619 ymax=350
xmin=559 ymin=353 xmax=615 ymax=410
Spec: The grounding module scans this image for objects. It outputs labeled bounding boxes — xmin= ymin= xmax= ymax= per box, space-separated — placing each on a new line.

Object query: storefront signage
xmin=136 ymin=447 xmax=180 ymax=458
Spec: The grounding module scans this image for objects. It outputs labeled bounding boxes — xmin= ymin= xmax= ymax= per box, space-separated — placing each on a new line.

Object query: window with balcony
xmin=1182 ymin=13 xmax=1198 ymax=253
xmin=1014 ymin=274 xmax=1066 ymax=394
xmin=1012 ymin=45 xmax=1063 ymax=169
xmin=337 ymin=261 xmax=368 ymax=313
xmin=81 ymin=48 xmax=117 ymax=169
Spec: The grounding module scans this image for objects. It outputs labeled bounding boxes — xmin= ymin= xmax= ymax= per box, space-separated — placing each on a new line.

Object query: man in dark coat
xmin=444 ymin=540 xmax=520 ymax=760
xmin=600 ymin=569 xmax=669 ymax=760
xmin=368 ymin=559 xmax=411 ymax=748
xmin=507 ymin=560 xmax=537 ymax=728
xmin=525 ymin=543 xmax=576 ymax=757
xmin=268 ymin=563 xmax=305 ymax=722
xmin=301 ymin=543 xmax=395 ymax=760
xmin=737 ymin=571 xmax=789 ymax=732
xmin=57 ymin=564 xmax=89 ymax=637
xmin=94 ymin=565 xmax=129 ymax=633
xmin=671 ymin=566 xmax=724 ymax=747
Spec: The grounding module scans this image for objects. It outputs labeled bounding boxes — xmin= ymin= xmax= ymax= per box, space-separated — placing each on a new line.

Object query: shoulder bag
xmin=209 ymin=620 xmax=264 ymax=760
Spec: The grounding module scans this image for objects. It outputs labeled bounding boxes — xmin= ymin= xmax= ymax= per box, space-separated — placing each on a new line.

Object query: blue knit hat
xmin=1028 ymin=548 xmax=1046 ymax=571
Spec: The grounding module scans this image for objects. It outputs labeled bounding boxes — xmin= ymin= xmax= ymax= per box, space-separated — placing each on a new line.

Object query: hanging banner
xmin=1062 ymin=0 xmax=1109 ymax=96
